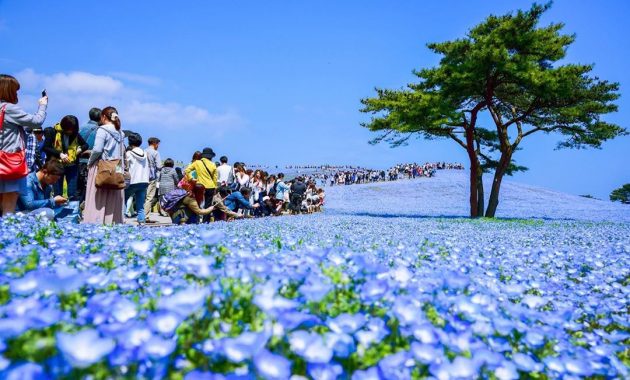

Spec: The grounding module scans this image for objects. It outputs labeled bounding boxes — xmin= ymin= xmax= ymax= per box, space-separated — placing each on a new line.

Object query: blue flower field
xmin=0 ymin=171 xmax=628 ymax=379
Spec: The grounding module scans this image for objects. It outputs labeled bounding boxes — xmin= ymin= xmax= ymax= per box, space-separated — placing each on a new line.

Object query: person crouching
xmin=17 ymin=158 xmax=80 ymax=222
xmin=162 ymin=179 xmax=214 ymax=225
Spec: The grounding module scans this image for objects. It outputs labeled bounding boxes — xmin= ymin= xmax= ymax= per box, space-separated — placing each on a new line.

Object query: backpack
xmin=160 ymin=188 xmax=189 ymax=213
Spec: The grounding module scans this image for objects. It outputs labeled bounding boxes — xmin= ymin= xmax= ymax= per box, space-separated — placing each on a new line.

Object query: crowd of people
xmin=0 ymin=74 xmax=461 ymax=226
xmin=308 ymin=162 xmax=463 ymax=186
xmin=0 ymin=75 xmax=329 ymax=225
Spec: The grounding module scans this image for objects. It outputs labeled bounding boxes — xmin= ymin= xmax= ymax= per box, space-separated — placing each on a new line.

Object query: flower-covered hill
xmin=325 ymin=170 xmax=630 ymax=222
xmin=0 ymin=170 xmax=628 ymax=379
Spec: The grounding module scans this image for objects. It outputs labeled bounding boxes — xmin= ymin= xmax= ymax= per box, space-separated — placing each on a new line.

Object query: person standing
xmin=124 ymin=133 xmax=150 ymax=224
xmin=143 ymin=137 xmax=163 ymax=219
xmin=83 ymin=107 xmax=125 ymax=224
xmin=77 ymin=107 xmax=101 ymax=202
xmin=217 ymin=155 xmax=234 ymax=187
xmin=185 ymin=147 xmax=218 ymax=223
xmin=42 ymin=115 xmax=88 ymax=200
xmin=0 ymin=74 xmax=47 ymax=216
xmin=25 ymin=126 xmax=45 ymax=173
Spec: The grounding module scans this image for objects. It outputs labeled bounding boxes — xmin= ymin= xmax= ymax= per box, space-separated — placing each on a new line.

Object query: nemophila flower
xmin=253 ymin=285 xmax=299 ymax=315
xmin=158 ymin=287 xmax=208 ymax=317
xmin=220 ymin=331 xmax=269 ymax=363
xmin=350 ymin=366 xmax=381 ymax=380
xmin=327 ymin=313 xmax=366 ymax=334
xmin=130 ymin=240 xmax=153 ymax=256
xmin=143 ymin=336 xmax=177 ymax=359
xmin=275 ymin=311 xmax=321 ymax=331
xmin=3 ymin=362 xmax=49 ymax=380
xmin=359 ymin=279 xmax=389 ymax=302
xmin=9 ymin=272 xmax=39 ymax=295
xmin=378 ymin=351 xmax=412 ymax=380
xmin=0 ymin=318 xmax=31 ymax=341
xmin=412 ymin=323 xmax=439 ymax=344
xmin=410 ymin=342 xmax=444 ymax=365
xmin=511 ymin=353 xmax=543 ymax=372
xmin=253 ymin=350 xmax=291 ymax=380
xmin=111 ymin=297 xmax=138 ymax=323
xmin=289 ymin=330 xmax=333 ymax=364
xmin=200 ymin=230 xmax=225 ymax=246
xmin=40 ymin=265 xmax=86 ymax=294
xmin=494 ymin=360 xmax=519 ymax=380
xmin=298 ymin=277 xmax=332 ymax=303
xmin=355 ymin=318 xmax=389 ymax=347
xmin=307 ymin=363 xmax=343 ymax=380
xmin=392 ymin=297 xmax=422 ymax=325
xmin=57 ymin=329 xmax=116 ymax=368
xmin=147 ymin=310 xmax=183 ymax=336
xmin=324 ymin=332 xmax=355 ymax=358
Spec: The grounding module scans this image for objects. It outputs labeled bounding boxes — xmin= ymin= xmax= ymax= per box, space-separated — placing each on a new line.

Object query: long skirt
xmin=82 ymin=165 xmax=124 ymax=224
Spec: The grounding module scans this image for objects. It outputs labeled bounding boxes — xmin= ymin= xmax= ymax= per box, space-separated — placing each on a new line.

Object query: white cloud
xmin=13 ymin=69 xmax=243 ymax=135
xmin=110 ymin=72 xmax=162 ymax=86
xmin=17 ymin=69 xmax=122 ymax=95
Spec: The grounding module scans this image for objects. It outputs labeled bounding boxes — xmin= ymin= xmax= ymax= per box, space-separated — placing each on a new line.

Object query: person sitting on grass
xmin=16 ymin=158 xmax=80 ymax=222
xmin=211 ymin=186 xmax=244 ymax=221
xmin=224 ymin=187 xmax=259 ymax=214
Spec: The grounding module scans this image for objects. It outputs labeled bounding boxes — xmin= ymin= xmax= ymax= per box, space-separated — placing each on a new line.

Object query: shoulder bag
xmin=95 ymin=129 xmax=126 ymax=190
xmin=0 ymin=104 xmax=29 ymax=181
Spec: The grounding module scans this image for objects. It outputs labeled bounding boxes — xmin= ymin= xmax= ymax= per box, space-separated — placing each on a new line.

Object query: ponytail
xmin=100 ymin=106 xmax=121 ymax=130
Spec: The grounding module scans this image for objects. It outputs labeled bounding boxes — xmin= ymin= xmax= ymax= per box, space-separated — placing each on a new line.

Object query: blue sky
xmin=1 ymin=0 xmax=628 ymax=199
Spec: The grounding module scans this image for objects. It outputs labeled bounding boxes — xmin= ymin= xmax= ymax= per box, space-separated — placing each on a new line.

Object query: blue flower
xmin=307 ymin=363 xmax=343 ymax=380
xmin=158 ymin=287 xmax=208 ymax=317
xmin=351 ymin=366 xmax=381 ymax=380
xmin=147 ymin=310 xmax=183 ymax=336
xmin=327 ymin=313 xmax=366 ymax=334
xmin=143 ymin=336 xmax=177 ymax=359
xmin=3 ymin=362 xmax=49 ymax=380
xmin=253 ymin=350 xmax=291 ymax=380
xmin=56 ymin=329 xmax=116 ymax=368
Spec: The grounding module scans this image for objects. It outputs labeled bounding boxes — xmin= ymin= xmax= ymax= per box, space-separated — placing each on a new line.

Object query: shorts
xmin=0 ymin=176 xmax=27 ymax=194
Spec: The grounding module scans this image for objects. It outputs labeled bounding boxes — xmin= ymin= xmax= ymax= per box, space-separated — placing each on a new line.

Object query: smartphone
xmin=41 ymin=89 xmax=47 ymax=97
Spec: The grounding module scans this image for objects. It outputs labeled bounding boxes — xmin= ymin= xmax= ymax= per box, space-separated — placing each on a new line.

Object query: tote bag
xmin=0 ymin=105 xmax=29 ymax=181
xmin=95 ymin=130 xmax=126 ymax=190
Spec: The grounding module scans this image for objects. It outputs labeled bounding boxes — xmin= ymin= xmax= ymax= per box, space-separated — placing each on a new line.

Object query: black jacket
xmin=42 ymin=127 xmax=89 ymax=163
xmin=290 ymin=181 xmax=307 ymax=195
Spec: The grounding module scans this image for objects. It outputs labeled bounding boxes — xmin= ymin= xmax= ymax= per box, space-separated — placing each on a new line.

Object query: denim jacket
xmin=17 ymin=172 xmax=54 ymax=211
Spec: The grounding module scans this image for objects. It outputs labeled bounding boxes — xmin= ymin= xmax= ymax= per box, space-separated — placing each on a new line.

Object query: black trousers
xmin=203 ymin=188 xmax=216 ymax=223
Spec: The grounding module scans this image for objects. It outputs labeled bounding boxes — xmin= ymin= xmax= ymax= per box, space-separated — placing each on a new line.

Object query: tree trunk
xmin=468 ymin=160 xmax=479 ymax=218
xmin=485 ymin=150 xmax=512 ymax=218
xmin=476 ymin=167 xmax=485 ymax=217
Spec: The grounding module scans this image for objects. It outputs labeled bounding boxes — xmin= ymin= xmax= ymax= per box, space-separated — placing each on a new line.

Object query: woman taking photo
xmin=83 ymin=107 xmax=125 ymax=224
xmin=42 ymin=115 xmax=88 ymax=200
xmin=0 ymin=74 xmax=47 ymax=216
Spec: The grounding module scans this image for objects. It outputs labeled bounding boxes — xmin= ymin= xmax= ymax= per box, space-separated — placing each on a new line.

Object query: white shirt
xmin=217 ymin=163 xmax=234 ymax=184
xmin=125 ymin=147 xmax=150 ymax=185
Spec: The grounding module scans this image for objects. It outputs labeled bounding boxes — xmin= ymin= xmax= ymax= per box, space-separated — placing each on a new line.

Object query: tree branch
xmin=448 ymin=132 xmax=468 ymax=150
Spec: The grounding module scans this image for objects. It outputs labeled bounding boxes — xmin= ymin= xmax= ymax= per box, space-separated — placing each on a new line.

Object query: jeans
xmin=125 ymin=183 xmax=149 ymax=223
xmin=54 ymin=164 xmax=79 ymax=200
xmin=31 ymin=200 xmax=81 ymax=223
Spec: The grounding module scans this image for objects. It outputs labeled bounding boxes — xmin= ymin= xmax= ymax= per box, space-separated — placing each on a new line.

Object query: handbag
xmin=95 ymin=129 xmax=126 ymax=190
xmin=0 ymin=104 xmax=29 ymax=181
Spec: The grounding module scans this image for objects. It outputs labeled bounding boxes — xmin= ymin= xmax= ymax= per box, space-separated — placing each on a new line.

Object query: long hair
xmin=0 ymin=74 xmax=19 ymax=104
xmin=60 ymin=115 xmax=80 ymax=136
xmin=100 ymin=106 xmax=121 ymax=130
